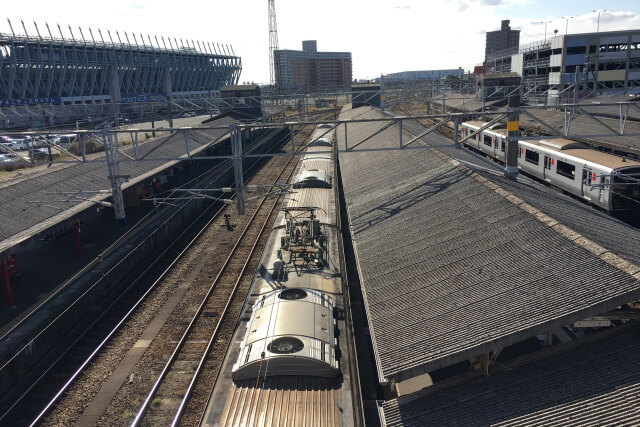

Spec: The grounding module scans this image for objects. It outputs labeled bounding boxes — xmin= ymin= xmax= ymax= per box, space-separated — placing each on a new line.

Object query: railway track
xmin=131 ymin=147 xmax=294 ymax=426
xmin=15 ymin=118 xmax=329 ymax=426
xmin=391 ymin=104 xmax=457 ymax=140
xmin=130 ymin=120 xmax=327 ymax=426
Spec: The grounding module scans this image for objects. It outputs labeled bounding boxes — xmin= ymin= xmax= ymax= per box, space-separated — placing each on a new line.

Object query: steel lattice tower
xmin=268 ymin=0 xmax=279 ymax=86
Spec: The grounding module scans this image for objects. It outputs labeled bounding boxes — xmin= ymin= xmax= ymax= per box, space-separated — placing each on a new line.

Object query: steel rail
xmin=128 ymin=187 xmax=267 ymax=426
xmin=0 ymin=159 xmax=230 ymax=344
xmin=27 ymin=199 xmax=228 ymax=427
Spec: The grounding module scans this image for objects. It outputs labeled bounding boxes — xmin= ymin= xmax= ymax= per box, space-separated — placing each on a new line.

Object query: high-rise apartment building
xmin=485 ymin=20 xmax=520 ymax=63
xmin=274 ymin=41 xmax=352 ymax=92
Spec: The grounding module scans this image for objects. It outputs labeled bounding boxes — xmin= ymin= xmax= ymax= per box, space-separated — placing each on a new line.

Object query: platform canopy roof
xmin=338 ymin=105 xmax=640 ymax=383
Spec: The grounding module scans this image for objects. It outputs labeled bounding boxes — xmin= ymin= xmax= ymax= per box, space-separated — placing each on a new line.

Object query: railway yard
xmin=3 ymin=6 xmax=640 ymax=425
xmin=1 ymin=95 xmax=640 ymax=426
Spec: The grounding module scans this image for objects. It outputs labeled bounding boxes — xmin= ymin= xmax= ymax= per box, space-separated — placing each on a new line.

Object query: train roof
xmin=531 ymin=138 xmax=587 ymax=150
xmin=303 ymin=145 xmax=333 ymax=161
xmin=232 ymin=288 xmax=338 ymax=381
xmin=202 ymin=124 xmax=355 ymax=425
xmin=464 ymin=120 xmax=507 ymax=135
xmin=525 ymin=139 xmax=640 ymax=169
xmin=464 ymin=120 xmax=498 ymax=129
xmin=312 ymin=137 xmax=333 ymax=147
xmin=464 ymin=121 xmax=640 ymax=170
xmin=295 ymin=169 xmax=332 ymax=188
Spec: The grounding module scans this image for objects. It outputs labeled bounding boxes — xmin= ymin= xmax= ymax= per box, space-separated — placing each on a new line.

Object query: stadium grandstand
xmin=0 ymin=23 xmax=241 ymax=129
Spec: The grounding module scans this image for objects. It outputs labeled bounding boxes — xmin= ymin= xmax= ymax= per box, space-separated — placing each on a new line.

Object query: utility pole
xmin=380 ymin=74 xmax=385 ymax=111
xmin=268 ymin=0 xmax=280 ymax=88
xmin=505 ymin=94 xmax=520 ymax=180
xmin=230 ymin=124 xmax=245 ymax=215
xmin=103 ymin=130 xmax=128 ymax=226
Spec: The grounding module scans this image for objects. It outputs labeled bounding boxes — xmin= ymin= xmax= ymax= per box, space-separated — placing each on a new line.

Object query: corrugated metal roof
xmin=338 ymin=106 xmax=640 ymax=382
xmin=0 ymin=117 xmax=235 ymax=252
xmin=405 ymin=118 xmax=640 ymax=266
xmin=381 ymin=324 xmax=640 ymax=427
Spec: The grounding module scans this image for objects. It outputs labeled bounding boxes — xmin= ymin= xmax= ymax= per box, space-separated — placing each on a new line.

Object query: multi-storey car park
xmin=485 ymin=29 xmax=640 ymax=104
xmin=0 ymin=27 xmax=241 ymax=128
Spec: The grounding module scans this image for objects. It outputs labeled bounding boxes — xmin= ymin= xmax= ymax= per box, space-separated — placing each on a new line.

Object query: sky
xmin=2 ymin=0 xmax=640 ymax=84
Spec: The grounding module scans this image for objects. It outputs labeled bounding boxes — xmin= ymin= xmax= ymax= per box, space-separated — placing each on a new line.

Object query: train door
xmin=543 ymin=155 xmax=551 ymax=181
xmin=581 ymin=167 xmax=601 ymax=203
xmin=581 ymin=168 xmax=592 ymax=200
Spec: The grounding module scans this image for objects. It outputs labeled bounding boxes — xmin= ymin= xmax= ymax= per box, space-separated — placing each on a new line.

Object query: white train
xmin=232 ymin=121 xmax=342 ymax=380
xmin=461 ymin=121 xmax=640 ymax=216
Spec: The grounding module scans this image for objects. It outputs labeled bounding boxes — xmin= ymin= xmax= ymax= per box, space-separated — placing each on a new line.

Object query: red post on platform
xmin=1 ymin=256 xmax=16 ymax=308
xmin=74 ymin=223 xmax=83 ymax=259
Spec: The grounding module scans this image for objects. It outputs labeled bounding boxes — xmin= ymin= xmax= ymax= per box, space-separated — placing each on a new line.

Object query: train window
xmin=501 ymin=140 xmax=505 ymax=152
xmin=556 ymin=160 xmax=575 ymax=179
xmin=524 ymin=149 xmax=539 ymax=165
xmin=483 ymin=134 xmax=492 ymax=147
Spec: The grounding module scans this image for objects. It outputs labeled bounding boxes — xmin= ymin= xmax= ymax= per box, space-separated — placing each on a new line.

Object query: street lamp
xmin=537 ymin=20 xmax=552 ymax=43
xmin=593 ymin=9 xmax=606 ymax=32
xmin=561 ymin=16 xmax=574 ymax=35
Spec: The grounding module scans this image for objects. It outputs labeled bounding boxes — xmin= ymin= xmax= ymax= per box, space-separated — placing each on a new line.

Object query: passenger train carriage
xmin=461 ymin=121 xmax=640 ymax=216
xmin=201 ymin=124 xmax=359 ymax=426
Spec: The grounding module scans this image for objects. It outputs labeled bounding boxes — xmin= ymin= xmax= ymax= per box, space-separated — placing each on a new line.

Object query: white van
xmin=7 ymin=139 xmax=28 ymax=150
xmin=58 ymin=134 xmax=78 ymax=148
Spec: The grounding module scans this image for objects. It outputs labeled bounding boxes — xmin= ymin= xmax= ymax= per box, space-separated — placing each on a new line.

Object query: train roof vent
xmin=294 ymin=170 xmax=332 ymax=188
xmin=267 ymin=337 xmax=304 ymax=354
xmin=278 ymin=288 xmax=308 ymax=300
xmin=313 ymin=138 xmax=332 ymax=147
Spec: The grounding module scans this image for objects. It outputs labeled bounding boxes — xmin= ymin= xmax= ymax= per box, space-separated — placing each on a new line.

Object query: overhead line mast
xmin=268 ymin=0 xmax=279 ymax=87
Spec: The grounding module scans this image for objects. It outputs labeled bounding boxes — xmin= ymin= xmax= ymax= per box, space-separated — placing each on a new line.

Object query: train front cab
xmin=610 ymin=166 xmax=640 ymax=217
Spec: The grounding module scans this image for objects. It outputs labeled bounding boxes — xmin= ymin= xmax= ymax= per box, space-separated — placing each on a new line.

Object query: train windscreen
xmin=611 ymin=167 xmax=640 ymax=221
